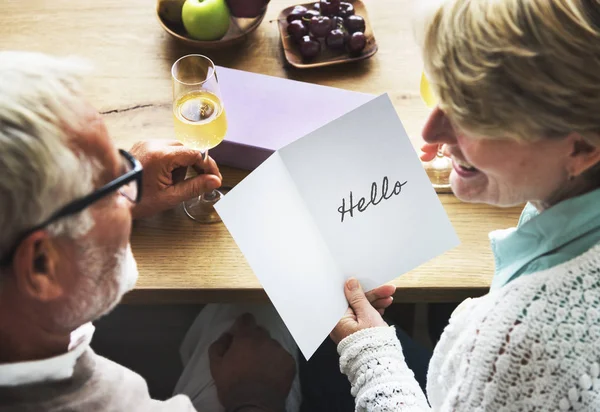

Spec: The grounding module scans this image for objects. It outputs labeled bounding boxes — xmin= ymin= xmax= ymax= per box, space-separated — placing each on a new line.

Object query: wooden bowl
xmin=156 ymin=2 xmax=267 ymax=49
xmin=277 ymin=0 xmax=377 ymax=68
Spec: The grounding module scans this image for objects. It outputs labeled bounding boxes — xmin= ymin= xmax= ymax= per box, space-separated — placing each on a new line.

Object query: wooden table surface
xmin=0 ymin=0 xmax=522 ymax=303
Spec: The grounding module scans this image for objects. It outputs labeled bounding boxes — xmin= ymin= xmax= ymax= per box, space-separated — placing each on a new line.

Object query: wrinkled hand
xmin=209 ymin=313 xmax=296 ymax=412
xmin=129 ymin=140 xmax=222 ymax=219
xmin=330 ymin=278 xmax=396 ymax=345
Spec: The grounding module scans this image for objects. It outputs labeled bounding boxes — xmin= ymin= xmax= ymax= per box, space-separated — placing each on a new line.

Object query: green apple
xmin=182 ymin=0 xmax=231 ymax=41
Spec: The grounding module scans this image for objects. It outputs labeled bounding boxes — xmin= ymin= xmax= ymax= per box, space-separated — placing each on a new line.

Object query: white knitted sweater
xmin=338 ymin=244 xmax=600 ymax=411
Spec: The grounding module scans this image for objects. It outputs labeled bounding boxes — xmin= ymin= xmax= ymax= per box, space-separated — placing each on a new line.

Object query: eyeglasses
xmin=0 ymin=149 xmax=143 ymax=267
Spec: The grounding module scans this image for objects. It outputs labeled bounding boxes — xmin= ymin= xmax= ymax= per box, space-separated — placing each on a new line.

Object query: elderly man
xmin=0 ymin=52 xmax=297 ymax=411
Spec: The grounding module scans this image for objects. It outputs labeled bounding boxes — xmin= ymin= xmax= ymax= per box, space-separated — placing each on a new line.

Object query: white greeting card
xmin=215 ymin=94 xmax=459 ymax=358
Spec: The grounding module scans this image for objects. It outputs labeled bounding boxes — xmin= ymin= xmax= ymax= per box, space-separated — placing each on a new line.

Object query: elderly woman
xmin=329 ymin=0 xmax=600 ymax=410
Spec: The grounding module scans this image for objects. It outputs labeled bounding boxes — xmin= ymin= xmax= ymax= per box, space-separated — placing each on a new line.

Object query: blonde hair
xmin=418 ymin=0 xmax=600 ymax=147
xmin=0 ymin=52 xmax=97 ymax=266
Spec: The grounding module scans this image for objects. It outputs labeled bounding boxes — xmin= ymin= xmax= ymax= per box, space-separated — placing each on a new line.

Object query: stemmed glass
xmin=420 ymin=71 xmax=452 ymax=190
xmin=172 ymin=54 xmax=227 ymax=223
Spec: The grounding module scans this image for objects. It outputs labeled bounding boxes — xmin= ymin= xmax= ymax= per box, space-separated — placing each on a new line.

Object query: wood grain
xmin=0 ymin=0 xmax=522 ymax=303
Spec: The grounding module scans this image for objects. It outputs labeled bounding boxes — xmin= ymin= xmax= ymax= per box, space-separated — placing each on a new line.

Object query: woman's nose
xmin=422 ymin=106 xmax=457 ymax=145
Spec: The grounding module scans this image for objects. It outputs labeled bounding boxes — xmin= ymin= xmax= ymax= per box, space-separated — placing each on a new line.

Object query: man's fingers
xmin=152 ymin=139 xmax=185 ymax=147
xmin=199 ymin=155 xmax=222 ymax=180
xmin=366 ymin=284 xmax=396 ymax=303
xmin=165 ymin=146 xmax=222 ymax=178
xmin=209 ymin=332 xmax=233 ymax=363
xmin=172 ymin=174 xmax=222 ymax=201
xmin=139 ymin=143 xmax=222 ymax=181
xmin=344 ymin=278 xmax=375 ymax=319
xmin=231 ymin=313 xmax=257 ymax=336
xmin=172 ymin=166 xmax=187 ymax=184
xmin=166 ymin=147 xmax=204 ymax=168
xmin=231 ymin=314 xmax=269 ymax=340
xmin=189 ymin=157 xmax=222 ymax=181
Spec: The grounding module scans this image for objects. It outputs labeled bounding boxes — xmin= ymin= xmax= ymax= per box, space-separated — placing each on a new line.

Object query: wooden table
xmin=0 ymin=0 xmax=522 ymax=303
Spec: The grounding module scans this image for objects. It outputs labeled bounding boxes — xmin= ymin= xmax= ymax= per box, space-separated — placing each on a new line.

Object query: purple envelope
xmin=210 ymin=66 xmax=375 ymax=170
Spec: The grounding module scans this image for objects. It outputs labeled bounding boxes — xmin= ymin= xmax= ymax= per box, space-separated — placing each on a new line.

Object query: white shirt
xmin=0 ymin=322 xmax=94 ymax=386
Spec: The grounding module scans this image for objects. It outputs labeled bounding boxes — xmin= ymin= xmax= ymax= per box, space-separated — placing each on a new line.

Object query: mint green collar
xmin=489 ymin=188 xmax=600 ymax=290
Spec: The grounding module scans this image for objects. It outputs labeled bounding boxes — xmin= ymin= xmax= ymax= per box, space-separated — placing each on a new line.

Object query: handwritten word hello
xmin=338 ymin=177 xmax=407 ymax=223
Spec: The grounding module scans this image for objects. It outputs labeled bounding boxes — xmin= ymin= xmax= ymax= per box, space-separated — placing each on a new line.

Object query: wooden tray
xmin=277 ymin=0 xmax=378 ymax=68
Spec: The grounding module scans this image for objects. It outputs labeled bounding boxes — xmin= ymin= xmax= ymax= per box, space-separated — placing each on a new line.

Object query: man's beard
xmin=53 ymin=242 xmax=139 ymax=331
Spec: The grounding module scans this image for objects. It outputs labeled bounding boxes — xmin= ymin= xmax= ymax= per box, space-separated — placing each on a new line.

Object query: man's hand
xmin=209 ymin=313 xmax=296 ymax=412
xmin=330 ymin=278 xmax=395 ymax=345
xmin=129 ymin=140 xmax=222 ymax=219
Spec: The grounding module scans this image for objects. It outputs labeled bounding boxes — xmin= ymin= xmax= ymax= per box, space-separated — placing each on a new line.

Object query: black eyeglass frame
xmin=0 ymin=149 xmax=143 ymax=267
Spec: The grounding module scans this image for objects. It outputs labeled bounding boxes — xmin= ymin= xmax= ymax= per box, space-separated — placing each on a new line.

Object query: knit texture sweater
xmin=339 ymin=244 xmax=600 ymax=411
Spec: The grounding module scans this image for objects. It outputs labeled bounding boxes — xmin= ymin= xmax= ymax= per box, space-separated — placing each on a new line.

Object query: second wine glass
xmin=172 ymin=54 xmax=227 ymax=223
xmin=420 ymin=71 xmax=452 ymax=190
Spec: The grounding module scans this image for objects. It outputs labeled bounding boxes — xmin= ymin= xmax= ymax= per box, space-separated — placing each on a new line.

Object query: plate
xmin=156 ymin=4 xmax=267 ymax=49
xmin=277 ymin=0 xmax=378 ymax=69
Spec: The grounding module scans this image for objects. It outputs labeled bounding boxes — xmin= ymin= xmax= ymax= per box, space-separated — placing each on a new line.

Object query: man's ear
xmin=567 ymin=133 xmax=600 ymax=178
xmin=12 ymin=231 xmax=64 ymax=302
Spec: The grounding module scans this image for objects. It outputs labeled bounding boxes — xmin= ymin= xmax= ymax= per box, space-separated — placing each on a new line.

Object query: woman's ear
xmin=566 ymin=133 xmax=600 ymax=178
xmin=12 ymin=231 xmax=64 ymax=302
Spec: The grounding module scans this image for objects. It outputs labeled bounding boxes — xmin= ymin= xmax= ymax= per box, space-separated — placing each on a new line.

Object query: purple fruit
xmin=309 ymin=15 xmax=334 ymax=38
xmin=227 ymin=0 xmax=267 ymax=18
xmin=346 ymin=31 xmax=366 ymax=54
xmin=339 ymin=2 xmax=355 ymax=17
xmin=320 ymin=0 xmax=340 ymax=16
xmin=286 ymin=6 xmax=308 ymax=23
xmin=326 ymin=28 xmax=345 ymax=49
xmin=332 ymin=16 xmax=344 ymax=29
xmin=299 ymin=35 xmax=321 ymax=59
xmin=287 ymin=20 xmax=308 ymax=42
xmin=344 ymin=15 xmax=365 ymax=33
xmin=313 ymin=2 xmax=320 ymax=11
xmin=302 ymin=9 xmax=320 ymax=23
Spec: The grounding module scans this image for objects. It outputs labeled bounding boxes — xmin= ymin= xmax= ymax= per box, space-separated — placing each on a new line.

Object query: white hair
xmin=0 ymin=52 xmax=97 ymax=272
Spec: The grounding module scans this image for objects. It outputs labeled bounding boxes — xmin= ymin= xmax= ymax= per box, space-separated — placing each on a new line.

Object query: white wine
xmin=420 ymin=72 xmax=437 ymax=109
xmin=173 ymin=90 xmax=228 ymax=151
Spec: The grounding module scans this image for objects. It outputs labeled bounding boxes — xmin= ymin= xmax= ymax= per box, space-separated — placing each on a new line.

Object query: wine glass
xmin=420 ymin=71 xmax=452 ymax=190
xmin=172 ymin=54 xmax=227 ymax=223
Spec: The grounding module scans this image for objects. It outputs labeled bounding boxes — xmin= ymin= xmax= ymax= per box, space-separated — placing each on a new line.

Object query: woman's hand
xmin=330 ymin=279 xmax=396 ymax=345
xmin=420 ymin=143 xmax=441 ymax=162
